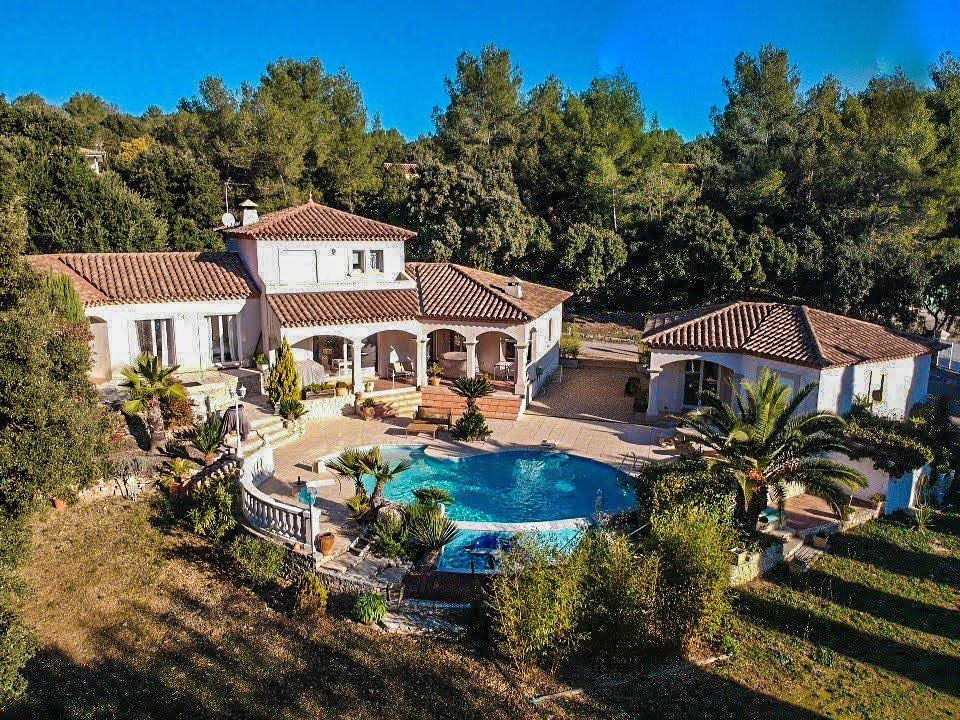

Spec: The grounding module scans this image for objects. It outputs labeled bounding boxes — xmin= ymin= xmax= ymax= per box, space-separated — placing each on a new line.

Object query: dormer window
xmin=351 ymin=250 xmax=364 ymax=273
xmin=370 ymin=249 xmax=384 ymax=272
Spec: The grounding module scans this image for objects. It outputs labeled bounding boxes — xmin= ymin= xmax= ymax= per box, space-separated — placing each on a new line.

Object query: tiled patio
xmin=783 ymin=494 xmax=877 ymax=534
xmin=528 ymin=364 xmax=642 ymax=423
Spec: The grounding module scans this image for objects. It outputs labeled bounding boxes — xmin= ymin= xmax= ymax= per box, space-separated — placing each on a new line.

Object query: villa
xmin=27 ymin=199 xmax=571 ymax=416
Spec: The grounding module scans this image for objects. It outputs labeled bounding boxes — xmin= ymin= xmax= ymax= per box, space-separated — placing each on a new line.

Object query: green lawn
xmin=7 ymin=499 xmax=960 ymax=719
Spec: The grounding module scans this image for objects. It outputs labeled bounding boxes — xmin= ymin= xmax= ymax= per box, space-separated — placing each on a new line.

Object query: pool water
xmin=439 ymin=528 xmax=584 ymax=572
xmin=360 ymin=446 xmax=635 ymax=525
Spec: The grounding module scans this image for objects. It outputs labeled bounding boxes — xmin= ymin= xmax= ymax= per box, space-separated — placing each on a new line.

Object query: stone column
xmin=416 ymin=337 xmax=429 ymax=388
xmin=351 ymin=339 xmax=364 ymax=393
xmin=465 ymin=339 xmax=478 ymax=378
xmin=514 ymin=343 xmax=529 ymax=397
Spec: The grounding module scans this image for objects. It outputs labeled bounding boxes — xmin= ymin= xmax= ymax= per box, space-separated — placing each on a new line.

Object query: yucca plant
xmin=191 ymin=415 xmax=226 ymax=464
xmin=120 ymin=354 xmax=186 ymax=453
xmin=407 ymin=508 xmax=460 ymax=551
xmin=344 ymin=493 xmax=372 ymax=523
xmin=158 ymin=458 xmax=199 ymax=495
xmin=451 ymin=375 xmax=494 ymax=408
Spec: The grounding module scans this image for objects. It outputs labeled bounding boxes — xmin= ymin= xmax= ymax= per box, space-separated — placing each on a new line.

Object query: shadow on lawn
xmin=737 ymin=591 xmax=960 ymax=698
xmin=795 ymin=566 xmax=960 ymax=640
xmin=828 ymin=529 xmax=960 ymax=591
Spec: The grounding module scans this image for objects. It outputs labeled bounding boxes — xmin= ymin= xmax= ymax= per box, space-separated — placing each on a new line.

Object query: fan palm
xmin=325 ymin=448 xmax=370 ymax=497
xmin=451 ymin=376 xmax=494 ymax=408
xmin=120 ymin=354 xmax=186 ymax=453
xmin=678 ymin=368 xmax=865 ymax=531
xmin=361 ymin=446 xmax=413 ymax=510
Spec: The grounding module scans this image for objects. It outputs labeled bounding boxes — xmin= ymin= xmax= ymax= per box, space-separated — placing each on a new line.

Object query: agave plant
xmin=451 ymin=376 xmax=494 ymax=408
xmin=120 ymin=354 xmax=186 ymax=453
xmin=191 ymin=415 xmax=226 ymax=464
xmin=407 ymin=508 xmax=460 ymax=551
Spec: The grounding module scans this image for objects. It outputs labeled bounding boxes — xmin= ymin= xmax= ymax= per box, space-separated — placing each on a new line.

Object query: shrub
xmin=559 ymin=331 xmax=581 ymax=359
xmin=161 ymin=395 xmax=195 ymax=429
xmin=370 ymin=508 xmax=407 ymax=558
xmin=277 ymin=397 xmax=306 ymax=421
xmin=406 ymin=507 xmax=460 ymax=551
xmin=412 ymin=486 xmax=455 ymax=508
xmin=0 ymin=602 xmax=35 ymax=711
xmin=187 ymin=475 xmax=239 ymax=540
xmin=268 ymin=338 xmax=301 ymax=405
xmin=451 ymin=406 xmax=491 ymax=441
xmin=252 ymin=351 xmax=269 ymax=367
xmin=227 ymin=535 xmax=287 ymax=589
xmin=344 ymin=493 xmax=371 ymax=523
xmin=648 ymin=506 xmax=733 ymax=650
xmin=353 ymin=591 xmax=388 ymax=624
xmin=572 ymin=529 xmax=658 ymax=658
xmin=634 ymin=458 xmax=735 ymax=528
xmin=487 ymin=537 xmax=584 ymax=669
xmin=295 ymin=571 xmax=328 ymax=617
xmin=191 ymin=415 xmax=226 ymax=463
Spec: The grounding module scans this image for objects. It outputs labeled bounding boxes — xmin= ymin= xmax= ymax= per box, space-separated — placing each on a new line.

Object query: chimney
xmin=239 ymin=199 xmax=259 ymax=227
xmin=505 ymin=277 xmax=523 ymax=299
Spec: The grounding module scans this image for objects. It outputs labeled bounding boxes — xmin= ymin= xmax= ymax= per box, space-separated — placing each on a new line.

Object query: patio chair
xmin=391 ymin=361 xmax=415 ymax=383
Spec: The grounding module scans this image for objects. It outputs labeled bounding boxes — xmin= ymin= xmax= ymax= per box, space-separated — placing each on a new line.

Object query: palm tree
xmin=361 ymin=446 xmax=413 ymax=510
xmin=325 ymin=448 xmax=370 ymax=497
xmin=451 ymin=376 xmax=494 ymax=408
xmin=120 ymin=354 xmax=186 ymax=453
xmin=678 ymin=368 xmax=865 ymax=531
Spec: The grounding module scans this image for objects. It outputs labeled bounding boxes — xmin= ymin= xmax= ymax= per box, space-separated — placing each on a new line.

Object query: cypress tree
xmin=268 ymin=338 xmax=301 ymax=405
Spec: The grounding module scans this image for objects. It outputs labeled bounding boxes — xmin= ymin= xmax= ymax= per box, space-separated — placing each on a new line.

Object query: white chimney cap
xmin=239 ymin=199 xmax=258 ymax=208
xmin=239 ymin=199 xmax=259 ymax=227
xmin=505 ymin=277 xmax=523 ymax=299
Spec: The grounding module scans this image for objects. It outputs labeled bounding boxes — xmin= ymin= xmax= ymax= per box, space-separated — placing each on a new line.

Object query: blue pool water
xmin=359 ymin=446 xmax=634 ymax=525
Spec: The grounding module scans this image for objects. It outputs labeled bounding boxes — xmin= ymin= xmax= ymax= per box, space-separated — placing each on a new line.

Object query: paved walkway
xmin=528 ymin=365 xmax=642 ymax=423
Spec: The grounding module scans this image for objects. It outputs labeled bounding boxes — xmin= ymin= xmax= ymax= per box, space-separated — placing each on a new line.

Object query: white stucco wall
xmin=648 ymin=349 xmax=932 ymax=418
xmin=227 ymin=237 xmax=413 ymax=294
xmin=87 ymin=298 xmax=260 ymax=376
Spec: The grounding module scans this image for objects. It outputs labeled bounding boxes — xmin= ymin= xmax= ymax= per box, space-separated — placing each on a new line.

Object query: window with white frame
xmin=135 ymin=319 xmax=175 ymax=365
xmin=208 ymin=314 xmax=239 ymax=364
xmin=682 ymin=359 xmax=720 ymax=407
xmin=369 ymin=249 xmax=384 ymax=272
xmin=350 ymin=249 xmax=364 ymax=273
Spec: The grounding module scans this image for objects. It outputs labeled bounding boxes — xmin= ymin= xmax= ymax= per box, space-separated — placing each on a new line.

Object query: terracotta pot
xmin=317 ymin=531 xmax=336 ymax=556
xmin=335 ymin=387 xmax=347 ymax=397
xmin=429 ymin=376 xmax=441 ymax=386
xmin=51 ymin=497 xmax=67 ymax=511
xmin=364 ymin=381 xmax=375 ymax=393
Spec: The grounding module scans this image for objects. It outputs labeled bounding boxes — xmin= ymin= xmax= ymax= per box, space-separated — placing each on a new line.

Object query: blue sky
xmin=1 ymin=1 xmax=957 ymax=140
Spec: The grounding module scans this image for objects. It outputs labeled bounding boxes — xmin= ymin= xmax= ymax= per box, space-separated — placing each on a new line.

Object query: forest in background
xmin=3 ymin=44 xmax=960 ymax=333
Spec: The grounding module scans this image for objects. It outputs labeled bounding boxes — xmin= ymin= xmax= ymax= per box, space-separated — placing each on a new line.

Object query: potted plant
xmin=252 ymin=351 xmax=269 ymax=372
xmin=158 ymin=457 xmax=199 ymax=498
xmin=277 ymin=398 xmax=307 ymax=427
xmin=358 ymin=397 xmax=377 ymax=421
xmin=869 ymin=492 xmax=886 ymax=512
xmin=316 ymin=531 xmax=336 ymax=556
xmin=812 ymin=530 xmax=830 ymax=549
xmin=364 ymin=376 xmax=376 ymax=393
xmin=427 ymin=363 xmax=443 ymax=386
xmin=335 ymin=381 xmax=350 ymax=397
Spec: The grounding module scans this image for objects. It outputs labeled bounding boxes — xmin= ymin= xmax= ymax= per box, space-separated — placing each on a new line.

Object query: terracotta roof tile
xmin=408 ymin=262 xmax=570 ymax=322
xmin=26 ymin=252 xmax=259 ymax=306
xmin=223 ymin=200 xmax=416 ymax=242
xmin=643 ymin=301 xmax=941 ymax=368
xmin=268 ymin=289 xmax=420 ymax=327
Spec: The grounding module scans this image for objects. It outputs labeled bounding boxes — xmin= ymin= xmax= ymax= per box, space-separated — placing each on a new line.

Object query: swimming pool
xmin=348 ymin=445 xmax=634 ymax=571
xmin=359 ymin=445 xmax=634 ymax=525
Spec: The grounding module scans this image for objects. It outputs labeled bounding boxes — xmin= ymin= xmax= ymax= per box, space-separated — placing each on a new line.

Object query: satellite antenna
xmin=221 ymin=212 xmax=236 ymax=228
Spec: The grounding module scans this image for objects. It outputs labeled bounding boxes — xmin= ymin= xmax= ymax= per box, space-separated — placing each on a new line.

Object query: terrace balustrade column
xmin=465 ymin=339 xmax=478 ymax=378
xmin=351 ymin=339 xmax=364 ymax=394
xmin=513 ymin=343 xmax=529 ymax=398
xmin=416 ymin=337 xmax=428 ymax=388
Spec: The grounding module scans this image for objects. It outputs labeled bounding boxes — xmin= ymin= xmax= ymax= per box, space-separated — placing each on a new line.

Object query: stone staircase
xmin=419 ymin=386 xmax=523 ymax=420
xmin=376 ymin=390 xmax=422 ymax=418
xmin=235 ymin=409 xmax=300 ymax=455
